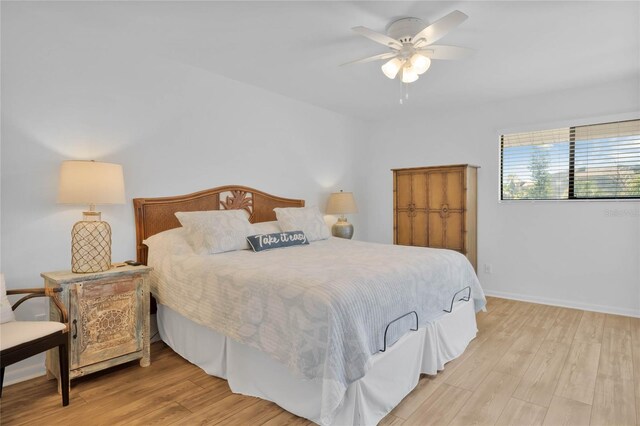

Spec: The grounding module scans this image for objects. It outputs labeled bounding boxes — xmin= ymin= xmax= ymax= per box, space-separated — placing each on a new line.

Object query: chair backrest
xmin=1 ymin=273 xmax=16 ymax=324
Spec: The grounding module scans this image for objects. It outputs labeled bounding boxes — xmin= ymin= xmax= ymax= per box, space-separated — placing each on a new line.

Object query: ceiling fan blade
xmin=417 ymin=45 xmax=473 ymax=60
xmin=340 ymin=52 xmax=398 ymax=67
xmin=352 ymin=26 xmax=403 ymax=50
xmin=412 ymin=10 xmax=468 ymax=47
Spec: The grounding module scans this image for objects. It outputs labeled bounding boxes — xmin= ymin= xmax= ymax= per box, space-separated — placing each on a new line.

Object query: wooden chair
xmin=1 ymin=287 xmax=70 ymax=406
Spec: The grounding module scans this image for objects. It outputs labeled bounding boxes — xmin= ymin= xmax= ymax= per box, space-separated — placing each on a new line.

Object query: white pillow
xmin=175 ymin=210 xmax=254 ymax=254
xmin=143 ymin=227 xmax=194 ymax=256
xmin=251 ymin=220 xmax=281 ymax=235
xmin=274 ymin=206 xmax=330 ymax=242
xmin=1 ymin=273 xmax=16 ymax=324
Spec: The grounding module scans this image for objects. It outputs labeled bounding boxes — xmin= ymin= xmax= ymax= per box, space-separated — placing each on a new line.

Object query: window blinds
xmin=500 ymin=119 xmax=640 ymax=200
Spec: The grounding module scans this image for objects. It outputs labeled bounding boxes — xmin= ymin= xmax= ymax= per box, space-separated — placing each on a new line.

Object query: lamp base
xmin=332 ymin=218 xmax=354 ymax=239
xmin=71 ymin=220 xmax=112 ymax=273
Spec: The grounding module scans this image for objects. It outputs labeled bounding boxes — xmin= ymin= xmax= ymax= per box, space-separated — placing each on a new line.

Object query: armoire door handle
xmin=407 ymin=203 xmax=417 ymax=217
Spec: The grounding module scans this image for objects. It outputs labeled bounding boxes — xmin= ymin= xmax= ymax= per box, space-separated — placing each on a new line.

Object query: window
xmin=500 ymin=119 xmax=640 ymax=200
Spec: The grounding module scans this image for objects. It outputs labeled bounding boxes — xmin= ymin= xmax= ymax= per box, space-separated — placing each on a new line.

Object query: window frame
xmin=499 ymin=118 xmax=640 ymax=202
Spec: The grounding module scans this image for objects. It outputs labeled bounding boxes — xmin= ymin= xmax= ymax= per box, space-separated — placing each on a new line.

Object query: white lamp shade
xmin=401 ymin=66 xmax=419 ymax=83
xmin=57 ymin=160 xmax=126 ymax=205
xmin=410 ymin=54 xmax=431 ymax=75
xmin=326 ymin=191 xmax=358 ymax=215
xmin=381 ymin=58 xmax=404 ymax=79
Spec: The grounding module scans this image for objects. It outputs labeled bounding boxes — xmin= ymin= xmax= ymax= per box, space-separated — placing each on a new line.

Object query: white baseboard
xmin=483 ymin=289 xmax=640 ymax=318
xmin=3 ymin=362 xmax=46 ymax=387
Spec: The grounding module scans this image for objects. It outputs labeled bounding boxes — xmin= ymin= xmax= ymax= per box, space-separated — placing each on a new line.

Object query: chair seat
xmin=1 ymin=321 xmax=66 ymax=351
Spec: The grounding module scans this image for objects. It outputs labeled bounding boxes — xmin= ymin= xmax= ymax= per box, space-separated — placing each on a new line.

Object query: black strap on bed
xmin=379 ymin=311 xmax=419 ymax=352
xmin=443 ymin=286 xmax=471 ymax=313
xmin=378 ymin=285 xmax=472 ymax=353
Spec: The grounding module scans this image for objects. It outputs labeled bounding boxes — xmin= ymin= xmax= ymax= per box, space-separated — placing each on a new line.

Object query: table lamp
xmin=57 ymin=160 xmax=125 ymax=273
xmin=326 ymin=190 xmax=358 ymax=239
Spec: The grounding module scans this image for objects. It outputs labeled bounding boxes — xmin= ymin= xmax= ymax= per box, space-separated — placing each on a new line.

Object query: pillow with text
xmin=247 ymin=231 xmax=309 ymax=252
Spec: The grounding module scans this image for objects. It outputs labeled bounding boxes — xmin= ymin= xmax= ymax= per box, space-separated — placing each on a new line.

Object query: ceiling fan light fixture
xmin=410 ymin=54 xmax=431 ymax=75
xmin=401 ymin=66 xmax=419 ymax=83
xmin=381 ymin=58 xmax=404 ymax=79
xmin=347 ymin=10 xmax=471 ymax=90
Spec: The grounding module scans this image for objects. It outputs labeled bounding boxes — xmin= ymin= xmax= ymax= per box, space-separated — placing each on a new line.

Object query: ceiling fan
xmin=343 ymin=10 xmax=472 ymax=84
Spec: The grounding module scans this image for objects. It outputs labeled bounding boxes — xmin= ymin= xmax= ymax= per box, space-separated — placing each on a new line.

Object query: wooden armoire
xmin=393 ymin=164 xmax=478 ymax=271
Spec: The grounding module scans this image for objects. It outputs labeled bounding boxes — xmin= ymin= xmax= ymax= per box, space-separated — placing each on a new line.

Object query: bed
xmin=133 ymin=185 xmax=485 ymax=425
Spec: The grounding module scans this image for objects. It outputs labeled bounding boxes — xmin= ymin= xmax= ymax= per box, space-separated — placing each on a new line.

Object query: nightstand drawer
xmin=69 ymin=276 xmax=144 ymax=369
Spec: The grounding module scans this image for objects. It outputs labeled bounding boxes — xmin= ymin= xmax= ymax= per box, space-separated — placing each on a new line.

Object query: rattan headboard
xmin=133 ymin=185 xmax=305 ymax=265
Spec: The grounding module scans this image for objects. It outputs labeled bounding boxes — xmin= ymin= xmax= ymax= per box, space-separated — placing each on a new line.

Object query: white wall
xmin=355 ymin=76 xmax=640 ymax=317
xmin=1 ymin=34 xmax=362 ymax=384
xmin=2 ymin=3 xmax=638 ymax=388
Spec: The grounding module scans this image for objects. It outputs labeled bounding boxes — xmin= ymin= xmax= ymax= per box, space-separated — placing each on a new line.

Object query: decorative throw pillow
xmin=274 ymin=206 xmax=331 ymax=242
xmin=247 ymin=231 xmax=309 ymax=252
xmin=1 ymin=273 xmax=16 ymax=324
xmin=175 ymin=210 xmax=254 ymax=254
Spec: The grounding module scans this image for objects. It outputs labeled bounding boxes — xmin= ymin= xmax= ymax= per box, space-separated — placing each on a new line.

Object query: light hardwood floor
xmin=1 ymin=297 xmax=638 ymax=425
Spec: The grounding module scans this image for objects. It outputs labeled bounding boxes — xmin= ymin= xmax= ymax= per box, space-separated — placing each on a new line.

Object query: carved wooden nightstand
xmin=42 ymin=265 xmax=152 ymax=390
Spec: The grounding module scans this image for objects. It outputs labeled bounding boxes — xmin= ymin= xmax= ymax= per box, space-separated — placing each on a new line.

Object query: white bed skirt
xmin=157 ymin=300 xmax=477 ymax=425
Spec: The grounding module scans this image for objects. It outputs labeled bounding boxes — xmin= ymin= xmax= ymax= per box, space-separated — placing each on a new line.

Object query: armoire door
xmin=427 ymin=168 xmax=466 ymax=252
xmin=395 ymin=172 xmax=428 ymax=246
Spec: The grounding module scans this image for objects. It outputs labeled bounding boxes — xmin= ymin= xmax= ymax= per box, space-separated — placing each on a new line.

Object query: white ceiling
xmin=3 ymin=1 xmax=639 ymax=120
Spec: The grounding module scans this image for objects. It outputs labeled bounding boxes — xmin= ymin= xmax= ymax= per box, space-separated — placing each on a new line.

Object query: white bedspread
xmin=148 ymin=237 xmax=485 ymax=424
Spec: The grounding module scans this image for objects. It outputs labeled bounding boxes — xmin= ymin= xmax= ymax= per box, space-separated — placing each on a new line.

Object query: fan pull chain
xmin=399 ymin=82 xmax=410 ymax=105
